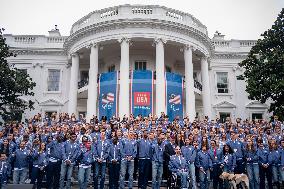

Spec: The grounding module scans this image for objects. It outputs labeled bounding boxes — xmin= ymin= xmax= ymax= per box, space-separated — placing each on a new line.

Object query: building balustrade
xmin=70 ymin=5 xmax=208 ymax=35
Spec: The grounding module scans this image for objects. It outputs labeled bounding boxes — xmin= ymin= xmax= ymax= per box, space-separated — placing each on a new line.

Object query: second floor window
xmin=135 ymin=61 xmax=147 ymax=70
xmin=217 ymin=72 xmax=228 ymax=93
xmin=47 ymin=69 xmax=60 ymax=91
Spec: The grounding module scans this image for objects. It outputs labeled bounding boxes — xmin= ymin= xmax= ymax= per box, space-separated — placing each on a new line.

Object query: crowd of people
xmin=0 ymin=112 xmax=283 ymax=189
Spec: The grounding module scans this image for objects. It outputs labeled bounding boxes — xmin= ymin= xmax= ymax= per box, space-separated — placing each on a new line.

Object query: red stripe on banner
xmin=116 ymin=71 xmax=118 ymax=117
xmin=107 ymin=95 xmax=114 ymax=102
xmin=165 ymin=72 xmax=167 ymax=115
xmin=169 ymin=95 xmax=181 ymax=104
xmin=164 ymin=72 xmax=168 ymax=114
xmin=130 ymin=70 xmax=133 ymax=115
xmin=152 ymin=70 xmax=154 ymax=115
xmin=182 ymin=77 xmax=184 ymax=117
xmin=98 ymin=74 xmax=101 ymax=118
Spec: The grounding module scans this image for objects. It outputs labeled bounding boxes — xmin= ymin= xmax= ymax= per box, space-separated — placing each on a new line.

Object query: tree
xmin=0 ymin=28 xmax=36 ymax=123
xmin=238 ymin=8 xmax=284 ymax=120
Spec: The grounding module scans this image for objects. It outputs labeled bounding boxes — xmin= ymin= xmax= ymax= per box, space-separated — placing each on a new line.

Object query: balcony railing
xmin=78 ymin=78 xmax=89 ymax=89
xmin=194 ymin=80 xmax=202 ymax=91
xmin=78 ymin=74 xmax=202 ymax=91
xmin=70 ymin=5 xmax=208 ymax=35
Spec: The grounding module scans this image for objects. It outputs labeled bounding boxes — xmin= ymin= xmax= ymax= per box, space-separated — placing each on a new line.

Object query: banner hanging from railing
xmin=166 ymin=72 xmax=183 ymax=121
xmin=98 ymin=71 xmax=118 ymax=119
xmin=131 ymin=70 xmax=154 ymax=117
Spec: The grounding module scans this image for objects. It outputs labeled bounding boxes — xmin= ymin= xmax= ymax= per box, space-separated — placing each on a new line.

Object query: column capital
xmin=201 ymin=54 xmax=211 ymax=62
xmin=180 ymin=44 xmax=196 ymax=52
xmin=87 ymin=41 xmax=99 ymax=49
xmin=70 ymin=52 xmax=79 ymax=58
xmin=152 ymin=37 xmax=167 ymax=46
xmin=118 ymin=37 xmax=131 ymax=44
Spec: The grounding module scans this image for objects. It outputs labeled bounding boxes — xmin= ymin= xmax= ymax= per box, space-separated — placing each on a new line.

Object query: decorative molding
xmin=213 ymin=101 xmax=236 ymax=108
xmin=245 ymin=101 xmax=268 ymax=109
xmin=87 ymin=41 xmax=99 ymax=49
xmin=10 ymin=48 xmax=66 ymax=56
xmin=153 ymin=37 xmax=167 ymax=45
xmin=63 ymin=19 xmax=214 ymax=55
xmin=39 ymin=98 xmax=64 ymax=106
xmin=213 ymin=52 xmax=248 ymax=59
xmin=32 ymin=62 xmax=44 ymax=68
xmin=71 ymin=52 xmax=79 ymax=58
xmin=180 ymin=44 xmax=196 ymax=53
xmin=118 ymin=37 xmax=132 ymax=45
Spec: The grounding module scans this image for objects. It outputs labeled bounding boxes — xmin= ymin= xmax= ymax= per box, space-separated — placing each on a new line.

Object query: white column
xmin=154 ymin=38 xmax=166 ymax=117
xmin=201 ymin=56 xmax=212 ymax=118
xmin=68 ymin=53 xmax=79 ymax=115
xmin=118 ymin=37 xmax=130 ymax=117
xmin=86 ymin=43 xmax=99 ymax=122
xmin=184 ymin=45 xmax=196 ymax=122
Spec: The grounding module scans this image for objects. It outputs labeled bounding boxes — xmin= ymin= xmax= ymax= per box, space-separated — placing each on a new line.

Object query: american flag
xmin=169 ymin=94 xmax=181 ymax=104
xmin=102 ymin=93 xmax=114 ymax=104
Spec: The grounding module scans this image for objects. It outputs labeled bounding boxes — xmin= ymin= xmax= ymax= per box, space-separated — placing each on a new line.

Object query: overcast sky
xmin=0 ymin=0 xmax=283 ymax=40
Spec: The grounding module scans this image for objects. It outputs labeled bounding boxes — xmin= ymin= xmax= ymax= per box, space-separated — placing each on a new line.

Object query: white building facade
xmin=4 ymin=5 xmax=269 ymax=122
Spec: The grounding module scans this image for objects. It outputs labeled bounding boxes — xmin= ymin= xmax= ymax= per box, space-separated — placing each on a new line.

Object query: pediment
xmin=213 ymin=101 xmax=236 ymax=108
xmin=39 ymin=99 xmax=63 ymax=106
xmin=246 ymin=101 xmax=268 ymax=109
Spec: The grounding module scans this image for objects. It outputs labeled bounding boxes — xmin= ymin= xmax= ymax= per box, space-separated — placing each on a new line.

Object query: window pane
xmin=108 ymin=65 xmax=115 ymax=72
xmin=143 ymin=62 xmax=146 ymax=70
xmin=48 ymin=69 xmax=60 ymax=91
xmin=217 ymin=72 xmax=228 ymax=93
xmin=135 ymin=61 xmax=147 ymax=70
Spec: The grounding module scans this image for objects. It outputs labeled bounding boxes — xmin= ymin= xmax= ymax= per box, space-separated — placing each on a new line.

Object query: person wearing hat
xmin=46 ymin=135 xmax=64 ymax=189
xmin=59 ymin=132 xmax=80 ymax=189
xmin=78 ymin=135 xmax=93 ymax=189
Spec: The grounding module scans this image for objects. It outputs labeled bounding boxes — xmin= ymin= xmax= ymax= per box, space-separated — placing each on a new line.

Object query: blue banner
xmin=98 ymin=71 xmax=118 ymax=119
xmin=166 ymin=72 xmax=183 ymax=121
xmin=131 ymin=70 xmax=153 ymax=117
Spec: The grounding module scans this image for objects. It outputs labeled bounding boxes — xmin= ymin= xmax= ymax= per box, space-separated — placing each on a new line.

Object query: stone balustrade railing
xmin=70 ymin=4 xmax=208 ymax=36
xmin=4 ymin=34 xmax=67 ymax=48
xmin=213 ymin=39 xmax=257 ymax=48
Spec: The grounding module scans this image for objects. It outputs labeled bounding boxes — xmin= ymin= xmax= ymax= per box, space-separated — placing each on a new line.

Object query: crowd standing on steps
xmin=0 ymin=112 xmax=283 ymax=189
